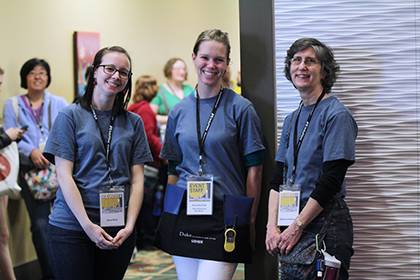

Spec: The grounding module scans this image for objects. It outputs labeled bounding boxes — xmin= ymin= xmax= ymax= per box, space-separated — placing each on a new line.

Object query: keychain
xmin=224 ymin=227 xmax=236 ymax=252
xmin=315 ymin=233 xmax=326 ymax=279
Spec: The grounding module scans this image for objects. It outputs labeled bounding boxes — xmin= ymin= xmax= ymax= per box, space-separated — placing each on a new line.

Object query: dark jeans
xmin=47 ymin=224 xmax=136 ymax=280
xmin=18 ymin=172 xmax=53 ymax=280
xmin=135 ymin=167 xmax=161 ymax=249
xmin=280 ymin=198 xmax=354 ymax=280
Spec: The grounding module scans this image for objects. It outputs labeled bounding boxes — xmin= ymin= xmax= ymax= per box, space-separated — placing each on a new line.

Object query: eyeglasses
xmin=290 ymin=56 xmax=319 ymax=67
xmin=99 ymin=64 xmax=131 ymax=79
xmin=28 ymin=71 xmax=48 ymax=78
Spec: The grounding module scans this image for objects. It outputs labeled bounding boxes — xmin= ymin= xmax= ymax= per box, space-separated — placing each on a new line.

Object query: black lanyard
xmin=291 ymin=91 xmax=326 ymax=181
xmin=90 ymin=105 xmax=116 ymax=184
xmin=195 ymin=87 xmax=223 ymax=175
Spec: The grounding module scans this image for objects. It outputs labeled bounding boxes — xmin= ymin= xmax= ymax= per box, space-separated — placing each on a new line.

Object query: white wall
xmin=0 ymin=0 xmax=240 ymax=105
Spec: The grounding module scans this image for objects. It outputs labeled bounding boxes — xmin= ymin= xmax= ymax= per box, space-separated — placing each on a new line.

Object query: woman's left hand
xmin=278 ymin=222 xmax=304 ymax=255
xmin=112 ymin=227 xmax=133 ymax=248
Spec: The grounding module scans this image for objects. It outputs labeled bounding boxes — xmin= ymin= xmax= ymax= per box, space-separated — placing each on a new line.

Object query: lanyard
xmin=195 ymin=87 xmax=223 ymax=175
xmin=290 ymin=91 xmax=326 ymax=182
xmin=23 ymin=95 xmax=44 ymax=130
xmin=90 ymin=105 xmax=116 ymax=184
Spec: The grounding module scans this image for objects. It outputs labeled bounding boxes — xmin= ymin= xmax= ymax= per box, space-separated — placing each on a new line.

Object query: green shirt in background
xmin=151 ymin=83 xmax=194 ymax=115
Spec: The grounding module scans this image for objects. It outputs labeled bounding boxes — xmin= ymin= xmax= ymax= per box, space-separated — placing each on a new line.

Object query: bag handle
xmin=12 ymin=97 xmax=19 ymax=125
xmin=48 ymin=99 xmax=52 ymax=131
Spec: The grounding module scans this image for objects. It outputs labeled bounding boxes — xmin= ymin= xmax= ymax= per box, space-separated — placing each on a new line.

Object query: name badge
xmin=186 ymin=174 xmax=213 ymax=215
xmin=99 ymin=186 xmax=125 ymax=227
xmin=277 ymin=184 xmax=301 ymax=227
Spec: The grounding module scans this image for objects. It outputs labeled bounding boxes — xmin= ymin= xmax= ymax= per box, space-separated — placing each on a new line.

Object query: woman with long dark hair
xmin=44 ymin=46 xmax=152 ymax=279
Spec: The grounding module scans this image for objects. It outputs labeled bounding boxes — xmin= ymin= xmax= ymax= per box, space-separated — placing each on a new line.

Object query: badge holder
xmin=277 ymin=178 xmax=301 ymax=227
xmin=186 ymin=174 xmax=213 ymax=215
xmin=39 ymin=131 xmax=47 ymax=153
xmin=99 ymin=185 xmax=125 ymax=227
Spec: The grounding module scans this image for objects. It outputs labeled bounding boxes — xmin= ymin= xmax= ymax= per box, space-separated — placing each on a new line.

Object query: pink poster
xmin=73 ymin=31 xmax=100 ymax=98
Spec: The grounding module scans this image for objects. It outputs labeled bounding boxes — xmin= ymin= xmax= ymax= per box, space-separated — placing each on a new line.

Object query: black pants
xmin=18 ymin=172 xmax=54 ymax=279
xmin=47 ymin=224 xmax=136 ymax=280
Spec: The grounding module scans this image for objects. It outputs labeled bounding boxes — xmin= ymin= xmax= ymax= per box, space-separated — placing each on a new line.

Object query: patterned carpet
xmin=124 ymin=249 xmax=245 ymax=279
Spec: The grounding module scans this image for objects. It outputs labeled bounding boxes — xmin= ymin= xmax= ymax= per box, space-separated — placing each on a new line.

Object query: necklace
xmin=166 ymin=82 xmax=183 ymax=99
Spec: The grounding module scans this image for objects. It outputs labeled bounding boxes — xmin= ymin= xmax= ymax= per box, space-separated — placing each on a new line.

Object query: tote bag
xmin=0 ymin=142 xmax=21 ymax=199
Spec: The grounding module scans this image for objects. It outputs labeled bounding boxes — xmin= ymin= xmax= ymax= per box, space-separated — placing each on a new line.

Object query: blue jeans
xmin=47 ymin=224 xmax=136 ymax=280
xmin=18 ymin=172 xmax=53 ymax=279
xmin=280 ymin=198 xmax=354 ymax=280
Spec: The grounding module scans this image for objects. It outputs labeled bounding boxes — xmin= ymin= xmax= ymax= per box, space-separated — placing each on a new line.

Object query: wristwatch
xmin=295 ymin=218 xmax=305 ymax=230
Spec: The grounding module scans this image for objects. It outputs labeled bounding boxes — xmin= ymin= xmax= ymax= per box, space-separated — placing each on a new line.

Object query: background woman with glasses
xmin=43 ymin=46 xmax=152 ymax=279
xmin=3 ymin=58 xmax=68 ymax=280
xmin=150 ymin=58 xmax=193 ymax=130
xmin=265 ymin=38 xmax=357 ymax=279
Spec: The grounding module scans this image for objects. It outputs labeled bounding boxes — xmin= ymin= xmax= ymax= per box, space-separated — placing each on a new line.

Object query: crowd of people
xmin=0 ymin=30 xmax=357 ymax=280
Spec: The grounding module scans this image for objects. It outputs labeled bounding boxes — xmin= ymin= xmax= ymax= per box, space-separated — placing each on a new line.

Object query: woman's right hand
xmin=30 ymin=148 xmax=49 ymax=169
xmin=83 ymin=223 xmax=116 ymax=250
xmin=265 ymin=224 xmax=281 ymax=255
xmin=5 ymin=127 xmax=24 ymax=141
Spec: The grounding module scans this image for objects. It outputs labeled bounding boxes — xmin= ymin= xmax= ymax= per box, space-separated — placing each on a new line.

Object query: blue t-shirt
xmin=44 ymin=104 xmax=153 ymax=230
xmin=160 ymin=88 xmax=265 ymax=200
xmin=275 ymin=95 xmax=357 ymax=202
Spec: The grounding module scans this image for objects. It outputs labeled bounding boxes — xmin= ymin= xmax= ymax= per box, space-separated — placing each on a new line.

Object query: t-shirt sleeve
xmin=239 ymin=104 xmax=265 ymax=157
xmin=160 ymin=111 xmax=182 ymax=162
xmin=150 ymin=93 xmax=162 ymax=107
xmin=44 ymin=111 xmax=76 ymax=164
xmin=275 ymin=114 xmax=292 ymax=163
xmin=323 ymin=111 xmax=357 ymax=162
xmin=132 ymin=118 xmax=153 ymax=165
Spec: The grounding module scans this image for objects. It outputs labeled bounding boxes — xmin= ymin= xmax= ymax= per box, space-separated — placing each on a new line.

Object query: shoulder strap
xmin=11 ymin=97 xmax=19 ymax=124
xmin=48 ymin=100 xmax=52 ymax=131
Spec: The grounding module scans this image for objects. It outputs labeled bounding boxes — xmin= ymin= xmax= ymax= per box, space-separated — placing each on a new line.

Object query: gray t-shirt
xmin=44 ymin=104 xmax=153 ymax=230
xmin=161 ymin=88 xmax=265 ymax=200
xmin=275 ymin=95 xmax=357 ymax=202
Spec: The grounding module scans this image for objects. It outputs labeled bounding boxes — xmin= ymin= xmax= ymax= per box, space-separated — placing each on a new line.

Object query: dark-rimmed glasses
xmin=99 ymin=64 xmax=131 ymax=79
xmin=290 ymin=56 xmax=319 ymax=67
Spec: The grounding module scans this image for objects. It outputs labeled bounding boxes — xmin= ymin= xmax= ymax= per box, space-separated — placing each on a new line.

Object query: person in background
xmin=221 ymin=66 xmax=235 ymax=92
xmin=155 ymin=29 xmax=265 ymax=280
xmin=43 ymin=46 xmax=152 ymax=280
xmin=128 ymin=75 xmax=162 ymax=250
xmin=150 ymin=57 xmax=193 ymax=127
xmin=223 ymin=67 xmax=241 ymax=95
xmin=129 ymin=75 xmax=161 ymax=166
xmin=3 ymin=59 xmax=68 ymax=280
xmin=265 ymin=38 xmax=357 ymax=279
xmin=0 ymin=66 xmax=26 ymax=280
